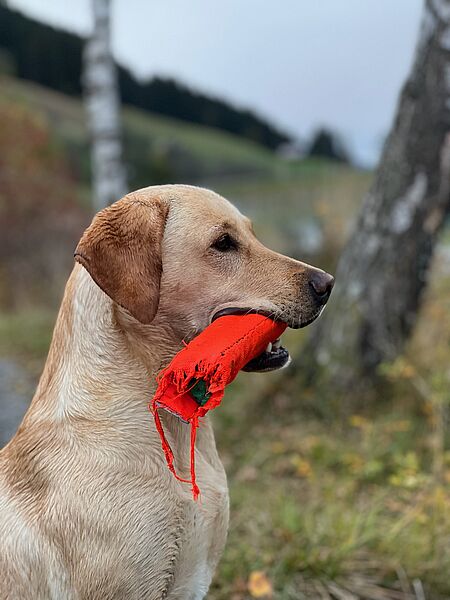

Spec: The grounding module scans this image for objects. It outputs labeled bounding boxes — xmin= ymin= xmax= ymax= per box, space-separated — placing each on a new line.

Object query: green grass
xmin=0 ymin=309 xmax=55 ymax=374
xmin=124 ymin=105 xmax=279 ymax=175
xmin=209 ymin=400 xmax=450 ymax=599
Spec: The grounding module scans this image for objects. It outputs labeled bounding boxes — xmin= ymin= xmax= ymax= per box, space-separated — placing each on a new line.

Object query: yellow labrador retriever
xmin=0 ymin=185 xmax=333 ymax=599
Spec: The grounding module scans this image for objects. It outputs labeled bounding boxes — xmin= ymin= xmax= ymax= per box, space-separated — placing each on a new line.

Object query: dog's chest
xmin=42 ymin=462 xmax=229 ymax=600
xmin=168 ymin=479 xmax=229 ymax=600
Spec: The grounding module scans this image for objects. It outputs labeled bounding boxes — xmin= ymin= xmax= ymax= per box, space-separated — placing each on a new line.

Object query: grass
xmin=209 ymin=396 xmax=450 ymax=599
xmin=124 ymin=105 xmax=279 ymax=175
xmin=0 ymin=309 xmax=55 ymax=375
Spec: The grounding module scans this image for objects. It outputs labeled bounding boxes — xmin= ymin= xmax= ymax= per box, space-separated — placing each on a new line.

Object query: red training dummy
xmin=150 ymin=314 xmax=287 ymax=499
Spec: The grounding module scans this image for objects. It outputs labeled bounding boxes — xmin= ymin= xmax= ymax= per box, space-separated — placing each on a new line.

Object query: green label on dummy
xmin=190 ymin=379 xmax=211 ymax=406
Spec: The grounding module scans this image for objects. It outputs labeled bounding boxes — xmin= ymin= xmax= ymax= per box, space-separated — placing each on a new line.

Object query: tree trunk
xmin=83 ymin=0 xmax=127 ymax=211
xmin=300 ymin=0 xmax=450 ymax=394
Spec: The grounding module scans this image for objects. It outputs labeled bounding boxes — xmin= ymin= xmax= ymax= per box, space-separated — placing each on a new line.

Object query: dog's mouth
xmin=211 ymin=307 xmax=291 ymax=373
xmin=242 ymin=336 xmax=290 ymax=373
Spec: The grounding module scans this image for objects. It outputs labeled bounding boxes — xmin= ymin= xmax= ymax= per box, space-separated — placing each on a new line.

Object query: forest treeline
xmin=0 ymin=4 xmax=290 ymax=150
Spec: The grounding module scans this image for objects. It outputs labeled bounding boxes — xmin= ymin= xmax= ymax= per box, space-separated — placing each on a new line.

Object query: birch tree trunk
xmin=301 ymin=0 xmax=450 ymax=394
xmin=83 ymin=0 xmax=127 ymax=211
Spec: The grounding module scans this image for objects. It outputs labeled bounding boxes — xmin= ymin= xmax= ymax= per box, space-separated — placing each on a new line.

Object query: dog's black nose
xmin=309 ymin=271 xmax=335 ymax=301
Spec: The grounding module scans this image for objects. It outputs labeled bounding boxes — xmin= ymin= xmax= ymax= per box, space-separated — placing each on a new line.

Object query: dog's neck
xmin=25 ymin=265 xmax=194 ymax=455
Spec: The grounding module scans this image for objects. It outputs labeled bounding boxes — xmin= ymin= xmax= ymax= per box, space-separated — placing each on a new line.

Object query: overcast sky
xmin=9 ymin=0 xmax=423 ymax=166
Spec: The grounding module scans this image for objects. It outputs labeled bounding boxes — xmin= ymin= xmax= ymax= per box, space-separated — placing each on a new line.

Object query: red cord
xmin=152 ymin=398 xmax=200 ymax=500
xmin=190 ymin=415 xmax=200 ymax=500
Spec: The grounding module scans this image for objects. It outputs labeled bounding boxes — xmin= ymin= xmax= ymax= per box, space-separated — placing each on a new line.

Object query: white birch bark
xmin=295 ymin=0 xmax=450 ymax=395
xmin=83 ymin=0 xmax=127 ymax=211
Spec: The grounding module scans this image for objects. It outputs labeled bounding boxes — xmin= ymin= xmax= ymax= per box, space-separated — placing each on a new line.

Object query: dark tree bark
xmin=83 ymin=0 xmax=127 ymax=211
xmin=301 ymin=0 xmax=450 ymax=393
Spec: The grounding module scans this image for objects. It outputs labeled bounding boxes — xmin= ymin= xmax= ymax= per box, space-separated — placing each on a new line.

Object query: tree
xmin=83 ymin=0 xmax=127 ymax=210
xmin=308 ymin=128 xmax=349 ymax=162
xmin=297 ymin=0 xmax=450 ymax=395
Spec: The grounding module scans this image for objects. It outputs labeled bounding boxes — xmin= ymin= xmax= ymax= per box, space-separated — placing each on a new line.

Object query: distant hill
xmin=0 ymin=76 xmax=283 ymax=188
xmin=0 ymin=4 xmax=290 ymax=150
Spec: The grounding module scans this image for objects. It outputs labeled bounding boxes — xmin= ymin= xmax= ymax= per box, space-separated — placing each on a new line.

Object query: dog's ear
xmin=74 ymin=195 xmax=169 ymax=324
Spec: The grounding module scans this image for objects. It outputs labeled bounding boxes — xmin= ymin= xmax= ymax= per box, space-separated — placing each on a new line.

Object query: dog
xmin=0 ymin=185 xmax=333 ymax=599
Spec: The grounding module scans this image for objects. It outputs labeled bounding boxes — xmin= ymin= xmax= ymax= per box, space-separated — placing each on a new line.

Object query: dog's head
xmin=75 ymin=185 xmax=334 ymax=371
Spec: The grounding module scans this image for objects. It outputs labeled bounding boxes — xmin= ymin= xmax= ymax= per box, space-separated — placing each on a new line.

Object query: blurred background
xmin=0 ymin=1 xmax=449 ymax=598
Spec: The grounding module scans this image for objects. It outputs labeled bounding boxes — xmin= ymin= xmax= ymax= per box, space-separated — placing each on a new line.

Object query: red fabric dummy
xmin=150 ymin=314 xmax=287 ymax=499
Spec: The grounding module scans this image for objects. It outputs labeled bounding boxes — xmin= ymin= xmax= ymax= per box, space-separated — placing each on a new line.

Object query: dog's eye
xmin=211 ymin=233 xmax=236 ymax=252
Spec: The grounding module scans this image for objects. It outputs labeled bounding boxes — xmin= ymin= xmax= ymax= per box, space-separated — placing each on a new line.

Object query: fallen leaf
xmin=248 ymin=570 xmax=273 ymax=598
xmin=291 ymin=455 xmax=313 ymax=478
xmin=349 ymin=414 xmax=370 ymax=430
